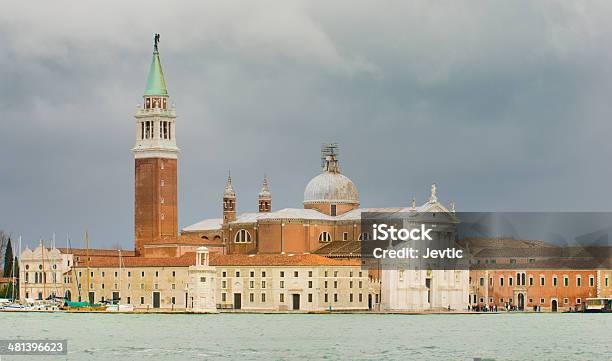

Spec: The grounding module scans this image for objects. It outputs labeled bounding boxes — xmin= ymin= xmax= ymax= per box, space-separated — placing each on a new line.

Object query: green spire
xmin=144 ymin=35 xmax=168 ymax=96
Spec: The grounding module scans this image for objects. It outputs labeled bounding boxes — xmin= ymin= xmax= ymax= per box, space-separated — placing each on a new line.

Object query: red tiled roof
xmin=143 ymin=236 xmax=224 ymax=247
xmin=57 ymin=248 xmax=136 ymax=257
xmin=74 ymin=253 xmax=361 ymax=268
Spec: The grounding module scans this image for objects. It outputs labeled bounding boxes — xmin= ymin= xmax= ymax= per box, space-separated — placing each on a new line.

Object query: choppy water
xmin=0 ymin=312 xmax=610 ymax=360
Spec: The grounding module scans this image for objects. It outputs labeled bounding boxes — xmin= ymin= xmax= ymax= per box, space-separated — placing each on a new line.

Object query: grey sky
xmin=2 ymin=1 xmax=612 ymax=250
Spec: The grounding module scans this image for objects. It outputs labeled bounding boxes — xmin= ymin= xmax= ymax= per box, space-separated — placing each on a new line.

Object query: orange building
xmin=467 ymin=240 xmax=611 ymax=311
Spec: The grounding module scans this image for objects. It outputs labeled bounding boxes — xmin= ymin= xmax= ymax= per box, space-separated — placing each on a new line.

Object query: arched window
xmin=234 ymin=229 xmax=252 ymax=243
xmin=318 ymin=231 xmax=332 ymax=243
xmin=358 ymin=232 xmax=370 ymax=241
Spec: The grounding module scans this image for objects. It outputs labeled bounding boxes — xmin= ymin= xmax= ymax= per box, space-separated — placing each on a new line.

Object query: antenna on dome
xmin=321 ymin=143 xmax=340 ymax=171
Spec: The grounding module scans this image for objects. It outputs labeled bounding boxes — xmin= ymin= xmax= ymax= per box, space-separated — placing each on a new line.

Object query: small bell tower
xmin=223 ymin=172 xmax=236 ymax=223
xmin=258 ymin=175 xmax=272 ymax=212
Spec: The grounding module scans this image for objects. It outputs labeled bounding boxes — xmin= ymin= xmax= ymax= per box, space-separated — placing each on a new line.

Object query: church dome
xmin=303 ymin=172 xmax=359 ymax=204
xmin=303 ymin=152 xmax=359 ymax=205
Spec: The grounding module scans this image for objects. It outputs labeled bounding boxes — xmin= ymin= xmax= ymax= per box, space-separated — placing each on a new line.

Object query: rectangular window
xmin=606 ymin=277 xmax=609 ymax=287
xmin=308 ymin=294 xmax=313 ymax=302
xmin=577 ymin=276 xmax=581 ymax=287
xmin=280 ymin=281 xmax=284 ymax=289
xmin=500 ymin=277 xmax=504 ymax=287
xmin=576 ymin=298 xmax=581 ymax=304
xmin=334 ymin=281 xmax=338 ymax=289
xmin=222 ymin=293 xmax=226 ymax=302
xmin=529 ymin=276 xmax=534 ymax=286
xmin=140 ymin=297 xmax=144 ymax=305
xmin=324 ymin=293 xmax=328 ymax=302
xmin=553 ymin=276 xmax=558 ymax=287
xmin=350 ymin=294 xmax=354 ymax=302
xmin=334 ymin=294 xmax=338 ymax=302
xmin=308 ymin=271 xmax=312 ymax=277
xmin=540 ymin=298 xmax=545 ymax=304
xmin=280 ymin=271 xmax=284 ymax=277
xmin=359 ymin=293 xmax=363 ymax=302
xmin=331 ymin=204 xmax=337 ymax=216
xmin=222 ymin=271 xmax=227 ymax=277
xmin=249 ymin=281 xmax=254 ymax=289
xmin=127 ymin=297 xmax=131 ymax=304
xmin=343 ymin=232 xmax=348 ymax=241
xmin=308 ymin=281 xmax=313 ymax=289
xmin=262 ymin=271 xmax=266 ymax=277
xmin=249 ymin=293 xmax=254 ymax=302
xmin=479 ymin=277 xmax=484 ymax=286
xmin=589 ymin=276 xmax=594 ymax=287
xmin=235 ymin=271 xmax=240 ymax=277
xmin=222 ymin=280 xmax=227 ymax=289
xmin=564 ymin=276 xmax=569 ymax=287
xmin=261 ymin=281 xmax=266 ymax=288
xmin=540 ymin=277 xmax=545 ymax=286
xmin=141 ymin=272 xmax=145 ymax=277
xmin=294 ymin=271 xmax=298 ymax=277
xmin=250 ymin=271 xmax=255 ymax=277
xmin=261 ymin=293 xmax=266 ymax=302
xmin=509 ymin=277 xmax=513 ymax=286
xmin=171 ymin=297 xmax=175 ymax=305
xmin=563 ymin=298 xmax=568 ymax=304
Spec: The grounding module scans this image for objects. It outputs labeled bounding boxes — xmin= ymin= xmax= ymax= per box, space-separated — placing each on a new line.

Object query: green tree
xmin=3 ymin=238 xmax=13 ymax=278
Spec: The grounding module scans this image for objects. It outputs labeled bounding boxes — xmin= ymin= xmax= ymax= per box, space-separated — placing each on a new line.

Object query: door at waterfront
xmin=552 ymin=299 xmax=558 ymax=312
xmin=234 ymin=293 xmax=242 ymax=309
xmin=88 ymin=292 xmax=95 ymax=304
xmin=518 ymin=294 xmax=524 ymax=311
xmin=292 ymin=294 xmax=300 ymax=310
xmin=153 ymin=292 xmax=160 ymax=308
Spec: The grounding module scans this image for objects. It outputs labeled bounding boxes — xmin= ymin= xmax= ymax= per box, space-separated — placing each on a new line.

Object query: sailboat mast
xmin=118 ymin=249 xmax=122 ymax=304
xmin=85 ymin=228 xmax=90 ymax=303
xmin=41 ymin=239 xmax=46 ymax=300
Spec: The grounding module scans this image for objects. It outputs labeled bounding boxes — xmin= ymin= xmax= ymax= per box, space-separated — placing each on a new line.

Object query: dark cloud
xmin=2 ymin=1 xmax=612 ymax=249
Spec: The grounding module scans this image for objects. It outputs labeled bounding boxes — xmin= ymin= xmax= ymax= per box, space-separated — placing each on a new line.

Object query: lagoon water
xmin=1 ymin=313 xmax=610 ymax=360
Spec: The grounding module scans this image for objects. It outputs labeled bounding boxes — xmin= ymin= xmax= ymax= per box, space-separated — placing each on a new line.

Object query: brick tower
xmin=223 ymin=172 xmax=237 ymax=223
xmin=133 ymin=34 xmax=179 ymax=255
xmin=258 ymin=175 xmax=271 ymax=212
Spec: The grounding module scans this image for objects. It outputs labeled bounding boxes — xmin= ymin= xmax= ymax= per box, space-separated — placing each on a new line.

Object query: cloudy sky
xmin=2 ymin=1 xmax=612 ymax=249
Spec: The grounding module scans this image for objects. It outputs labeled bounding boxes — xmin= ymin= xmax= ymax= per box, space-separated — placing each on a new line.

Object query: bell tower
xmin=258 ymin=175 xmax=271 ymax=212
xmin=133 ymin=34 xmax=179 ymax=255
xmin=223 ymin=172 xmax=237 ymax=223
